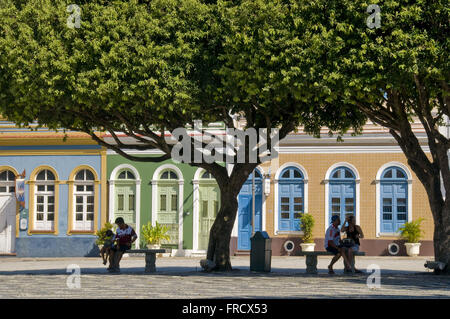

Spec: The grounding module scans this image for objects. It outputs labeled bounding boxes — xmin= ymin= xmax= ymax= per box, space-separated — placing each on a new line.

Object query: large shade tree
xmin=0 ymin=0 xmax=365 ymax=270
xmin=294 ymin=0 xmax=449 ymax=272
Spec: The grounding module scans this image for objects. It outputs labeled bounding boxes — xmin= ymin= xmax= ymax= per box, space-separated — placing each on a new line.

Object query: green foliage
xmin=290 ymin=0 xmax=449 ymax=122
xmin=141 ymin=221 xmax=170 ymax=245
xmin=1 ymin=0 xmax=447 ymax=263
xmin=299 ymin=213 xmax=315 ymax=243
xmin=399 ymin=218 xmax=424 ymax=243
xmin=95 ymin=221 xmax=114 ymax=245
xmin=0 ymin=0 xmax=215 ymax=129
xmin=213 ymin=0 xmax=367 ymax=136
xmin=0 ymin=0 xmax=365 ymax=138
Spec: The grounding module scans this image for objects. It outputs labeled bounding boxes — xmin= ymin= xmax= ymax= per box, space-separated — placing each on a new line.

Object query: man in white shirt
xmin=325 ymin=215 xmax=351 ymax=274
xmin=108 ymin=217 xmax=137 ymax=273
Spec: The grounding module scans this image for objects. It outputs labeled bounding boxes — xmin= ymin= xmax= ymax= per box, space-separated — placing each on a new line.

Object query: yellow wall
xmin=263 ymin=153 xmax=434 ymax=241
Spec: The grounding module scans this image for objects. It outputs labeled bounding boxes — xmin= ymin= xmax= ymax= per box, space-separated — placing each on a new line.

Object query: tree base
xmin=425 ymin=261 xmax=449 ymax=275
xmin=200 ymin=259 xmax=216 ymax=272
xmin=200 ymin=259 xmax=234 ymax=272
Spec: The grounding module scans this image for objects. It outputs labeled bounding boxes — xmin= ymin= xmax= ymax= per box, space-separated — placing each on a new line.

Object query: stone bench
xmin=127 ymin=249 xmax=170 ymax=273
xmin=298 ymin=251 xmax=366 ymax=274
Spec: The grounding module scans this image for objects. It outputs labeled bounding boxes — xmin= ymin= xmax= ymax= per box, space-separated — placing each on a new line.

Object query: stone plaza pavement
xmin=0 ymin=255 xmax=449 ymax=298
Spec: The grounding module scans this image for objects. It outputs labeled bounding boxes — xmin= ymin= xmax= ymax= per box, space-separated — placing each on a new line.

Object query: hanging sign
xmin=15 ymin=170 xmax=26 ymax=210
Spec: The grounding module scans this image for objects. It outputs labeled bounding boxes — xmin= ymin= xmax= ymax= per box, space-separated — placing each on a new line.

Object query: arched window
xmin=278 ymin=167 xmax=304 ymax=231
xmin=237 ymin=168 xmax=263 ymax=250
xmin=0 ymin=170 xmax=15 ymax=193
xmin=73 ymin=169 xmax=95 ymax=231
xmin=115 ymin=169 xmax=136 ymax=230
xmin=157 ymin=169 xmax=180 ymax=245
xmin=201 ymin=171 xmax=213 ymax=179
xmin=329 ymin=166 xmax=356 ymax=225
xmin=251 ymin=170 xmax=262 ymax=179
xmin=380 ymin=166 xmax=408 ymax=233
xmin=34 ymin=169 xmax=56 ymax=231
xmin=160 ymin=170 xmax=178 ymax=180
xmin=118 ymin=170 xmax=135 ymax=180
xmin=197 ymin=169 xmax=220 ymax=250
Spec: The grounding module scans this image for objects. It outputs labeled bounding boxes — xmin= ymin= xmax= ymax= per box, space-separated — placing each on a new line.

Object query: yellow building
xmin=230 ymin=120 xmax=444 ymax=256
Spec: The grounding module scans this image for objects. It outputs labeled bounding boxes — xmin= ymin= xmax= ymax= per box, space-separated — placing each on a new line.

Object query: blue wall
xmin=0 ymin=154 xmax=102 ymax=257
xmin=15 ymin=237 xmax=100 ymax=257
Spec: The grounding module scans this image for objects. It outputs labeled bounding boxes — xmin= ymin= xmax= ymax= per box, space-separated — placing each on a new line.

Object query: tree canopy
xmin=0 ymin=0 xmax=367 ymax=270
xmin=298 ymin=0 xmax=449 ymax=271
xmin=1 ymin=0 xmax=448 ymax=271
xmin=0 ymin=0 xmax=365 ymax=150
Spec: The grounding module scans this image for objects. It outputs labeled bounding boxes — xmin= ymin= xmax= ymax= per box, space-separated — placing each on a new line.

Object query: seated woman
xmin=341 ymin=215 xmax=364 ymax=273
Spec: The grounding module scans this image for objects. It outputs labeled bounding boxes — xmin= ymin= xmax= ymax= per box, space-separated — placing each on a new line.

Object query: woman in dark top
xmin=341 ymin=215 xmax=364 ymax=273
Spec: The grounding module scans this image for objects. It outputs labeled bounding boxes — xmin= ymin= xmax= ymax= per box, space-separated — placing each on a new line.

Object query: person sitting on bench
xmin=325 ymin=215 xmax=351 ymax=274
xmin=341 ymin=215 xmax=364 ymax=273
xmin=108 ymin=217 xmax=137 ymax=273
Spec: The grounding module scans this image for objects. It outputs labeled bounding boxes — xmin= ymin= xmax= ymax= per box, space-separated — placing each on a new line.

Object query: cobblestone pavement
xmin=0 ymin=256 xmax=449 ymax=298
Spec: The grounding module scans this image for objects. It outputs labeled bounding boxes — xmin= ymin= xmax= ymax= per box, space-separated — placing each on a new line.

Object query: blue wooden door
xmin=329 ymin=167 xmax=356 ymax=226
xmin=237 ymin=173 xmax=262 ymax=250
xmin=380 ymin=167 xmax=408 ymax=233
xmin=279 ymin=183 xmax=303 ymax=231
xmin=381 ymin=182 xmax=407 ymax=233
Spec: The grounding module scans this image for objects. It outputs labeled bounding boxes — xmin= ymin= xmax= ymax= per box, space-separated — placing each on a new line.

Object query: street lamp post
xmin=252 ymin=169 xmax=255 ymax=237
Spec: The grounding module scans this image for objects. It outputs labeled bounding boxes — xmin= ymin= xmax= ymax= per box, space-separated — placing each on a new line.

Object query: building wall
xmin=249 ymin=152 xmax=434 ymax=256
xmin=107 ymin=154 xmax=197 ymax=251
xmin=0 ymin=153 xmax=104 ymax=257
xmin=108 ymin=151 xmax=435 ymax=257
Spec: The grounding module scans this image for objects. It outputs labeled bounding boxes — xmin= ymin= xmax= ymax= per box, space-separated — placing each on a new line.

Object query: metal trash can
xmin=250 ymin=231 xmax=272 ymax=272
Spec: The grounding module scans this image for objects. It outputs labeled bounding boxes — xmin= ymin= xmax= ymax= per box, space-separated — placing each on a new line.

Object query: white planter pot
xmin=147 ymin=244 xmax=161 ymax=249
xmin=405 ymin=243 xmax=421 ymax=257
xmin=300 ymin=243 xmax=316 ymax=252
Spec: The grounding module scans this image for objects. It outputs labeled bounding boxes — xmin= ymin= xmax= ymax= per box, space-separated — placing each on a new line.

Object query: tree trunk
xmin=390 ymin=123 xmax=450 ymax=275
xmin=403 ymin=158 xmax=450 ymax=275
xmin=433 ymin=198 xmax=450 ymax=274
xmin=206 ymin=192 xmax=239 ymax=271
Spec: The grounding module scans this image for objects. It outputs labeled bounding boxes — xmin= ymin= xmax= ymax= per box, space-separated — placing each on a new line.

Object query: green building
xmin=107 ymin=152 xmax=220 ymax=256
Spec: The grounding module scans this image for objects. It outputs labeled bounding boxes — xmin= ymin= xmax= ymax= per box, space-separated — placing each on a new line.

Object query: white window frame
xmin=273 ymin=163 xmax=309 ymax=235
xmin=151 ymin=164 xmax=184 ymax=255
xmin=73 ymin=170 xmax=95 ymax=231
xmin=324 ymin=162 xmax=360 ymax=233
xmin=109 ymin=164 xmax=141 ymax=248
xmin=0 ymin=170 xmax=16 ymax=194
xmin=34 ymin=174 xmax=55 ymax=231
xmin=375 ymin=162 xmax=413 ymax=237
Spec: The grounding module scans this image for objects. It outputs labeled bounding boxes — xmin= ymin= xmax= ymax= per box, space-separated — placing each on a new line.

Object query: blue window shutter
xmin=381 ymin=183 xmax=394 ymax=233
xmin=394 ymin=183 xmax=407 ymax=232
xmin=291 ymin=183 xmax=303 ymax=231
xmin=279 ymin=183 xmax=291 ymax=231
xmin=329 ymin=167 xmax=356 ymax=227
xmin=278 ymin=167 xmax=304 ymax=231
xmin=380 ymin=167 xmax=408 ymax=233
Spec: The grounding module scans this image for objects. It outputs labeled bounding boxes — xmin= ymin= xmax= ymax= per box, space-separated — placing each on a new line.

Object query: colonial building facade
xmin=247 ymin=122 xmax=435 ymax=256
xmin=0 ymin=119 xmax=107 ymax=256
xmin=1 ymin=118 xmax=448 ymax=257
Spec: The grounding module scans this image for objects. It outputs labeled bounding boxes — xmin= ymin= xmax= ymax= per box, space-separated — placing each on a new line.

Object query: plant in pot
xmin=399 ymin=218 xmax=424 ymax=257
xmin=141 ymin=221 xmax=170 ymax=249
xmin=95 ymin=221 xmax=114 ymax=250
xmin=299 ymin=213 xmax=315 ymax=252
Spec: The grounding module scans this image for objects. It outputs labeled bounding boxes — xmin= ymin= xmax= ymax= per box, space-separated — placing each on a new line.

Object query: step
xmin=234 ymin=250 xmax=250 ymax=256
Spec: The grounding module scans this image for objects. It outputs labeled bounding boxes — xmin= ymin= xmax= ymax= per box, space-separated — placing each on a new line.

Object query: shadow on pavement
xmin=0 ymin=266 xmax=440 ymax=277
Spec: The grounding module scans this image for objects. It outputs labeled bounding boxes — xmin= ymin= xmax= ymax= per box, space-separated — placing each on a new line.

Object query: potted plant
xmin=299 ymin=213 xmax=316 ymax=252
xmin=95 ymin=221 xmax=114 ymax=250
xmin=399 ymin=218 xmax=424 ymax=257
xmin=141 ymin=221 xmax=170 ymax=249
